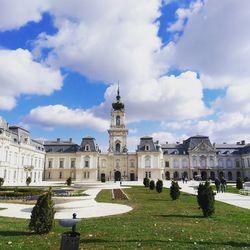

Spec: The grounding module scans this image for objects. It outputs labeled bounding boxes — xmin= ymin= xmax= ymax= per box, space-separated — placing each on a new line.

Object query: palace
xmin=1 ymin=90 xmax=250 ymax=184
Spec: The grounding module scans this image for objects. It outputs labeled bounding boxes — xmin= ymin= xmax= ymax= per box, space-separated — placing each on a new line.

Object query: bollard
xmin=59 ymin=213 xmax=81 ymax=250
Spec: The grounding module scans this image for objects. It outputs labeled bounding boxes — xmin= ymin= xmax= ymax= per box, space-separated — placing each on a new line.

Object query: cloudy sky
xmin=0 ymin=0 xmax=250 ymax=150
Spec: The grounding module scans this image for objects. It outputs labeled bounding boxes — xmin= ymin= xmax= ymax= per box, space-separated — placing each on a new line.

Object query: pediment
xmin=190 ymin=141 xmax=215 ymax=153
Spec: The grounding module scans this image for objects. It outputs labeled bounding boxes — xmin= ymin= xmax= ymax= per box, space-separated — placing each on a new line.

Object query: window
xmin=145 ymin=172 xmax=148 ymax=178
xmin=182 ymin=159 xmax=188 ymax=168
xmin=116 ymin=116 xmax=120 ymax=126
xmin=59 ymin=172 xmax=62 ymax=179
xmin=87 ymin=172 xmax=90 ymax=178
xmin=130 ymin=160 xmax=135 ymax=168
xmin=165 ymin=161 xmax=169 ymax=168
xmin=85 ymin=145 xmax=90 ymax=151
xmin=173 ymin=159 xmax=179 ymax=168
xmin=48 ymin=172 xmax=51 ymax=179
xmin=115 ymin=143 xmax=121 ymax=153
xmin=59 ymin=159 xmax=64 ymax=168
xmin=48 ymin=159 xmax=53 ymax=168
xmin=192 ymin=156 xmax=197 ymax=167
xmin=226 ymin=159 xmax=232 ymax=168
xmin=101 ymin=159 xmax=106 ymax=168
xmin=149 ymin=172 xmax=151 ymax=178
xmin=210 ymin=158 xmax=214 ymax=167
xmin=218 ymin=159 xmax=223 ymax=168
xmin=236 ymin=160 xmax=240 ymax=168
xmin=145 ymin=145 xmax=150 ymax=151
xmin=247 ymin=158 xmax=250 ymax=167
xmin=71 ymin=159 xmax=76 ymax=168
xmin=116 ymin=159 xmax=120 ymax=168
xmin=200 ymin=156 xmax=206 ymax=167
xmin=145 ymin=156 xmax=151 ymax=168
xmin=84 ymin=157 xmax=90 ymax=168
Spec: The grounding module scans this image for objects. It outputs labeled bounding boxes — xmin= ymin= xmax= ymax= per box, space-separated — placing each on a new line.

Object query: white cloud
xmin=23 ymin=105 xmax=109 ymax=132
xmin=165 ymin=0 xmax=250 ymax=89
xmin=0 ymin=0 xmax=48 ymax=31
xmin=0 ymin=49 xmax=63 ymax=110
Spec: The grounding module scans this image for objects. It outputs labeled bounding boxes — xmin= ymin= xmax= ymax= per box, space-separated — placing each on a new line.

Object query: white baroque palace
xmin=1 ymin=90 xmax=250 ymax=184
xmin=0 ymin=117 xmax=45 ymax=185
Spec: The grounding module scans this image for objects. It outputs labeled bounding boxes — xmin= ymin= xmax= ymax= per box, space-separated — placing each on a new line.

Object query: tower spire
xmin=112 ymin=82 xmax=124 ymax=111
xmin=116 ymin=82 xmax=121 ymax=101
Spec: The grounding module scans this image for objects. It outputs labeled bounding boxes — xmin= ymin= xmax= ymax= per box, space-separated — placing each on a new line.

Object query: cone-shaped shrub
xmin=149 ymin=180 xmax=155 ymax=190
xmin=156 ymin=179 xmax=163 ymax=193
xmin=29 ymin=189 xmax=55 ymax=234
xmin=66 ymin=177 xmax=72 ymax=186
xmin=236 ymin=178 xmax=243 ymax=190
xmin=143 ymin=177 xmax=150 ymax=187
xmin=170 ymin=181 xmax=181 ymax=200
xmin=0 ymin=177 xmax=4 ymax=187
xmin=197 ymin=181 xmax=215 ymax=217
xmin=26 ymin=177 xmax=31 ymax=186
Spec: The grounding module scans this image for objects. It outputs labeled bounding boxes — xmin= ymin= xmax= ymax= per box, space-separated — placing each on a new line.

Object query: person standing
xmin=221 ymin=177 xmax=227 ymax=193
xmin=215 ymin=178 xmax=220 ymax=193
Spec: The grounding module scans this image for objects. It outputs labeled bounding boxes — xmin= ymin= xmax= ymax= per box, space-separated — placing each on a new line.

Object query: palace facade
xmin=1 ymin=90 xmax=250 ymax=184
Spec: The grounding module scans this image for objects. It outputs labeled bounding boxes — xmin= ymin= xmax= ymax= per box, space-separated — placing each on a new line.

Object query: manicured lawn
xmin=0 ymin=186 xmax=250 ymax=249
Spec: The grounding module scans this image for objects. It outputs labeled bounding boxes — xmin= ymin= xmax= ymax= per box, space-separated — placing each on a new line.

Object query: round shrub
xmin=197 ymin=181 xmax=215 ymax=217
xmin=170 ymin=181 xmax=181 ymax=200
xmin=149 ymin=180 xmax=155 ymax=190
xmin=66 ymin=177 xmax=72 ymax=186
xmin=0 ymin=177 xmax=4 ymax=187
xmin=156 ymin=179 xmax=163 ymax=193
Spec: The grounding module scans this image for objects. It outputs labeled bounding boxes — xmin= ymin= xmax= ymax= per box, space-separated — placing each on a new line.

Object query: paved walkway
xmin=0 ymin=184 xmax=132 ymax=219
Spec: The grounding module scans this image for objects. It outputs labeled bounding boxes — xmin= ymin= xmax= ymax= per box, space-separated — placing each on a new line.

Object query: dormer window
xmin=145 ymin=145 xmax=150 ymax=151
xmin=115 ymin=143 xmax=121 ymax=153
xmin=85 ymin=144 xmax=90 ymax=151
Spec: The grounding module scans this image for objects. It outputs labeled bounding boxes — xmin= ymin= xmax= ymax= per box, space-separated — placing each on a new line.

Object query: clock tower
xmin=108 ymin=88 xmax=128 ymax=153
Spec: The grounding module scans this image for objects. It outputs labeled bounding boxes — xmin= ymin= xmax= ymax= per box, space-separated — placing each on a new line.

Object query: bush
xmin=170 ymin=181 xmax=181 ymax=200
xmin=143 ymin=177 xmax=150 ymax=188
xmin=66 ymin=177 xmax=72 ymax=186
xmin=236 ymin=178 xmax=243 ymax=190
xmin=244 ymin=177 xmax=249 ymax=182
xmin=149 ymin=180 xmax=155 ymax=190
xmin=29 ymin=189 xmax=55 ymax=234
xmin=197 ymin=181 xmax=215 ymax=217
xmin=0 ymin=177 xmax=4 ymax=187
xmin=156 ymin=179 xmax=163 ymax=193
xmin=26 ymin=177 xmax=31 ymax=186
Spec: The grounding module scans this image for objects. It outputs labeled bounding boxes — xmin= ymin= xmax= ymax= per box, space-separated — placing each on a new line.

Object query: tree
xmin=170 ymin=181 xmax=181 ymax=200
xmin=0 ymin=177 xmax=4 ymax=187
xmin=236 ymin=178 xmax=243 ymax=190
xmin=149 ymin=180 xmax=155 ymax=190
xmin=143 ymin=177 xmax=150 ymax=188
xmin=29 ymin=189 xmax=55 ymax=234
xmin=26 ymin=177 xmax=31 ymax=186
xmin=66 ymin=177 xmax=72 ymax=186
xmin=197 ymin=181 xmax=215 ymax=217
xmin=156 ymin=179 xmax=163 ymax=193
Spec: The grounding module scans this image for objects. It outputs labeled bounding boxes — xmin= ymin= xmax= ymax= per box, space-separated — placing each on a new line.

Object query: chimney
xmin=57 ymin=138 xmax=60 ymax=142
xmin=237 ymin=142 xmax=240 ymax=145
xmin=166 ymin=141 xmax=168 ymax=144
xmin=241 ymin=140 xmax=245 ymax=145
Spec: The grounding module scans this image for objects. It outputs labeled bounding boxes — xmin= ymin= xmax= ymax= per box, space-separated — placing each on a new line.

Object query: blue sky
xmin=0 ymin=0 xmax=250 ymax=150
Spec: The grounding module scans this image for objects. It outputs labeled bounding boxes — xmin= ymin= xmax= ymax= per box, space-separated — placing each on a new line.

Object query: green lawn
xmin=0 ymin=186 xmax=250 ymax=249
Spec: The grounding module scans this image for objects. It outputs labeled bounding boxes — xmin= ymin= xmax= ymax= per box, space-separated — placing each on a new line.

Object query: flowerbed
xmin=112 ymin=189 xmax=128 ymax=200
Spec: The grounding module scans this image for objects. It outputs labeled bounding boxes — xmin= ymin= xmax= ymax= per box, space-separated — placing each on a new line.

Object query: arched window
xmin=182 ymin=159 xmax=188 ymax=168
xmin=145 ymin=144 xmax=150 ymax=151
xmin=145 ymin=156 xmax=151 ymax=168
xmin=115 ymin=143 xmax=121 ymax=153
xmin=218 ymin=159 xmax=223 ymax=168
xmin=192 ymin=156 xmax=197 ymax=167
xmin=226 ymin=159 xmax=232 ymax=168
xmin=116 ymin=116 xmax=120 ymax=126
xmin=85 ymin=144 xmax=90 ymax=151
xmin=173 ymin=159 xmax=179 ymax=168
xmin=101 ymin=159 xmax=106 ymax=168
xmin=200 ymin=156 xmax=206 ymax=167
xmin=116 ymin=159 xmax=120 ymax=168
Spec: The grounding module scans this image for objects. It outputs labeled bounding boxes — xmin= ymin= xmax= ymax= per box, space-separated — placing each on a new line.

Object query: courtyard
xmin=0 ymin=181 xmax=250 ymax=249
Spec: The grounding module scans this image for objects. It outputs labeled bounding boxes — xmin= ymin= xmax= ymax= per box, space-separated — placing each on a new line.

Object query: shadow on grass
xmin=154 ymin=214 xmax=204 ymax=219
xmin=0 ymin=231 xmax=34 ymax=237
xmin=80 ymin=239 xmax=250 ymax=249
xmin=80 ymin=238 xmax=250 ymax=248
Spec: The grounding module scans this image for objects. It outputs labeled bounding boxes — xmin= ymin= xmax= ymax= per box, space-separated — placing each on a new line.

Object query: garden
xmin=0 ymin=184 xmax=250 ymax=249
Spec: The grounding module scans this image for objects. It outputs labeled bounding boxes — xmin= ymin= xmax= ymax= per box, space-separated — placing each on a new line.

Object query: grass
xmin=0 ymin=186 xmax=250 ymax=249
